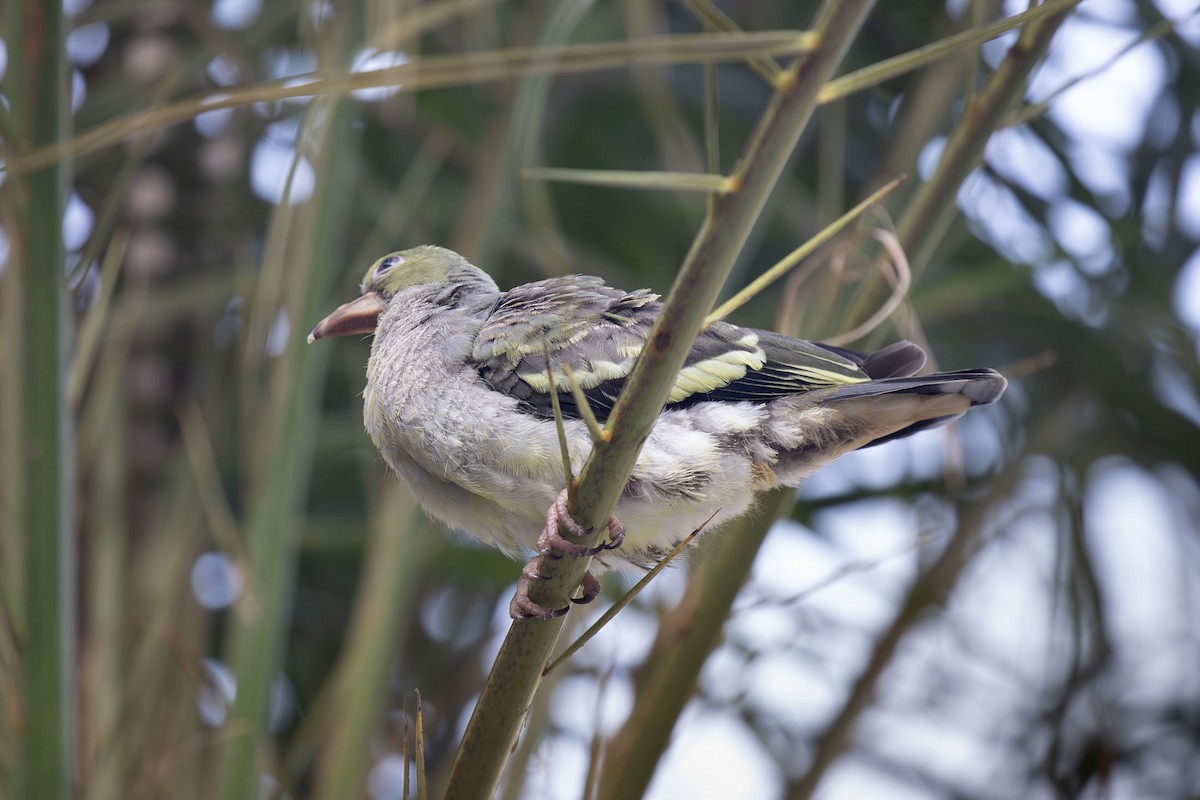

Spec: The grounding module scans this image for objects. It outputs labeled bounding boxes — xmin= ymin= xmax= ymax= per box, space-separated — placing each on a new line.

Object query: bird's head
xmin=307 ymin=245 xmax=493 ymax=343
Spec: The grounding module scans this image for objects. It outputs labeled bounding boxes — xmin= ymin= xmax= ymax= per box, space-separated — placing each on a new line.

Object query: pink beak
xmin=307 ymin=291 xmax=387 ymax=343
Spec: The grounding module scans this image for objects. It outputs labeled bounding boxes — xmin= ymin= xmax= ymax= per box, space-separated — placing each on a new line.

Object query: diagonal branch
xmin=442 ymin=2 xmax=878 ymax=798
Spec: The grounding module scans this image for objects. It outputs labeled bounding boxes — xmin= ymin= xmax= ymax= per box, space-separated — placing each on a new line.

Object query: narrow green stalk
xmin=594 ymin=490 xmax=792 ymax=800
xmin=82 ymin=386 xmax=127 ymax=800
xmin=3 ymin=1 xmax=74 ymax=797
xmin=545 ymin=354 xmax=578 ymax=493
xmin=442 ymin=4 xmax=877 ymax=797
xmin=561 ymin=363 xmax=606 ymax=446
xmin=454 ymin=0 xmax=595 ymax=263
xmin=706 ymin=175 xmax=904 ymax=324
xmin=215 ymin=98 xmax=358 ymax=799
xmin=523 ymin=167 xmax=734 ymax=193
xmin=312 ymin=494 xmax=429 ymax=800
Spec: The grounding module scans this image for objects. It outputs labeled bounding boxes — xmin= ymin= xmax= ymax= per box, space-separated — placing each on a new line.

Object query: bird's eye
xmin=376 ymin=254 xmax=405 ymax=275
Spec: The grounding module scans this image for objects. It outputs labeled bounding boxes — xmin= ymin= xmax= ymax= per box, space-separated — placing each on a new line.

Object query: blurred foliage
xmin=2 ymin=1 xmax=1200 ymax=798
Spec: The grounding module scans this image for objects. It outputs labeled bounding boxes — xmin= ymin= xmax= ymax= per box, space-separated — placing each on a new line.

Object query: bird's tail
xmin=824 ymin=368 xmax=1006 ymax=448
xmin=770 ymin=368 xmax=1006 ymax=484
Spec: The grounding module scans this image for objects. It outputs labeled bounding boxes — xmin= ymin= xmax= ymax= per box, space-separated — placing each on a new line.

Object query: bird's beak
xmin=307 ymin=291 xmax=387 ymax=343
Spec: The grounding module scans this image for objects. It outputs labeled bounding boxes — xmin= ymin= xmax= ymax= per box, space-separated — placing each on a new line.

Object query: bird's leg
xmin=509 ymin=489 xmax=625 ymax=620
xmin=537 ymin=489 xmax=626 ymax=558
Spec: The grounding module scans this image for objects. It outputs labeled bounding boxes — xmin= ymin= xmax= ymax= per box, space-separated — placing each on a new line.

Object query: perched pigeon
xmin=309 ymin=245 xmax=1006 ymax=618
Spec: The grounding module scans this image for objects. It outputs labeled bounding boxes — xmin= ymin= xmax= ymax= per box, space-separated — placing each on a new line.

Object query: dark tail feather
xmin=814 ymin=340 xmax=928 ymax=379
xmin=825 ymin=368 xmax=1007 ymax=448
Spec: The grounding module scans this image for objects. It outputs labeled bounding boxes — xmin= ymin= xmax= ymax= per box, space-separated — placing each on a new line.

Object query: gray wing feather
xmin=472 ymin=276 xmax=887 ymax=420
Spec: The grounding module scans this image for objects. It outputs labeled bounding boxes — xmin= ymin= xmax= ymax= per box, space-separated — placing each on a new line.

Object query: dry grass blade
xmin=822 ymin=227 xmax=911 ymax=346
xmin=77 ymin=288 xmax=147 ymax=474
xmin=415 ymin=690 xmax=427 ymax=800
xmin=175 ymin=403 xmax=249 ymax=575
xmin=8 ymin=30 xmax=819 ymax=175
xmin=402 ymin=706 xmax=410 ymax=800
xmin=706 ymin=174 xmax=905 ymax=325
xmin=69 ymin=230 xmax=130 ymax=408
xmin=523 ymin=167 xmax=734 ymax=193
xmin=542 ymin=512 xmax=714 ymax=677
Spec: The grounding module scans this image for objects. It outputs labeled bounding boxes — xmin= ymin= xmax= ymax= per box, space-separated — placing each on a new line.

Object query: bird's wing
xmin=471 ymin=276 xmax=889 ymax=420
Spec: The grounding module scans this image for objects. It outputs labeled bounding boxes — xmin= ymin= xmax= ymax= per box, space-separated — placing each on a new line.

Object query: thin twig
xmin=561 ymin=363 xmax=608 ymax=445
xmin=542 ymin=339 xmax=578 ymax=499
xmin=706 ymin=175 xmax=905 ymax=325
xmin=681 ymin=0 xmax=784 ymax=85
xmin=523 ymin=167 xmax=734 ymax=193
xmin=543 ymin=512 xmax=715 ymax=677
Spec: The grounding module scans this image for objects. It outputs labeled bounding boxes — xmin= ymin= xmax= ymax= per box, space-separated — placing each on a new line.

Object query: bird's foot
xmin=509 ymin=489 xmax=621 ymax=620
xmin=537 ymin=489 xmax=626 ymax=558
xmin=509 ymin=558 xmax=602 ymax=620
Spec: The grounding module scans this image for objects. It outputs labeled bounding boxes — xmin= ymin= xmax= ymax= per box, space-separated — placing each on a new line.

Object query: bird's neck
xmin=363 ymin=285 xmax=493 ymax=441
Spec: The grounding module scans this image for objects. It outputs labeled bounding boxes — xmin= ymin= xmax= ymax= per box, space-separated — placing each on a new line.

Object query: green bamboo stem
xmin=593 ymin=489 xmax=792 ymax=800
xmin=215 ymin=98 xmax=358 ymax=799
xmin=442 ymin=3 xmax=877 ymax=798
xmin=3 ymin=1 xmax=74 ymax=797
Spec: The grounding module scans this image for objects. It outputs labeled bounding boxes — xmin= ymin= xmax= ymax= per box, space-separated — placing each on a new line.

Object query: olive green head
xmin=361 ymin=245 xmax=494 ymax=299
xmin=309 ymin=245 xmax=495 ymax=343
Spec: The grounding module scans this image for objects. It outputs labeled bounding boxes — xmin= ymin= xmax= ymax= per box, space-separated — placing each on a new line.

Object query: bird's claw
xmin=509 ymin=489 xmax=624 ymax=619
xmin=509 ymin=558 xmax=602 ymax=620
xmin=572 ymin=570 xmax=602 ymax=606
xmin=510 ymin=559 xmax=568 ymax=619
xmin=537 ymin=490 xmax=625 ymax=558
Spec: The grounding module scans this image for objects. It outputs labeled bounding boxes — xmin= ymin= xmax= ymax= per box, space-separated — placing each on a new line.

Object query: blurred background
xmin=3 ymin=1 xmax=1200 ymax=798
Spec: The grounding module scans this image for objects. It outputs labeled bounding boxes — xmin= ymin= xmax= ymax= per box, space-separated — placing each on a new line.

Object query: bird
xmin=308 ymin=245 xmax=1006 ymax=618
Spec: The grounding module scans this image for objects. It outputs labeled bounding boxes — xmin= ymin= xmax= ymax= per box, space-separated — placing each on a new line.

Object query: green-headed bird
xmin=310 ymin=246 xmax=1006 ymax=618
